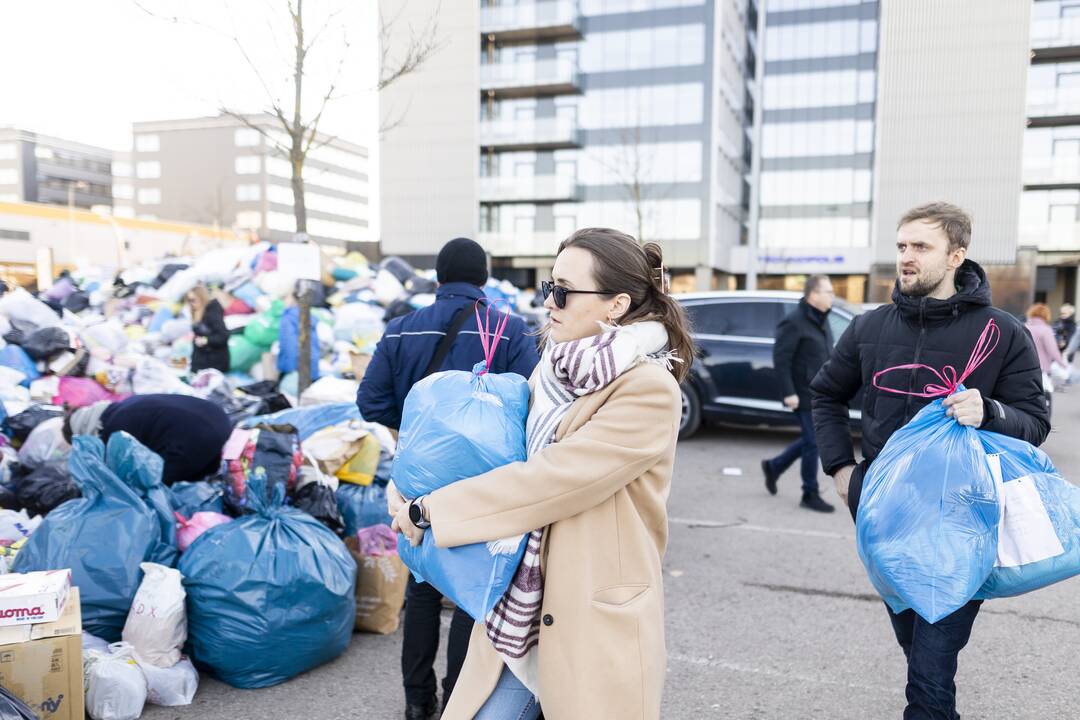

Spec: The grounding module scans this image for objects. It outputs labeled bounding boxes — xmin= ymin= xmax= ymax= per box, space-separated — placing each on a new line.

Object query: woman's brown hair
xmin=557 ymin=228 xmax=694 ymax=383
xmin=187 ymin=284 xmax=210 ymax=323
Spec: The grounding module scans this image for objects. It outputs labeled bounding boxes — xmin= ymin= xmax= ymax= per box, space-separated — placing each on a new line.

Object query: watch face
xmin=409 ymin=502 xmax=422 ymax=524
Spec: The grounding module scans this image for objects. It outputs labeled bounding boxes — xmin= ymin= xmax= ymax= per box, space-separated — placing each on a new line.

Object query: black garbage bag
xmin=13 ymin=459 xmax=81 ymax=517
xmin=383 ymin=299 xmax=416 ymax=323
xmin=0 ymin=684 xmax=38 ymax=720
xmin=3 ymin=318 xmax=39 ymax=347
xmin=291 ymin=482 xmax=346 ymax=537
xmin=63 ymin=291 xmax=91 ymax=313
xmin=0 ymin=481 xmax=17 ymax=511
xmin=404 ymin=276 xmax=437 ymax=295
xmin=6 ymin=407 xmax=64 ymax=444
xmin=22 ymin=327 xmax=71 ymax=361
xmin=238 ymin=382 xmax=291 ymax=415
xmin=379 ymin=256 xmax=417 ymax=285
xmin=151 ymin=263 xmax=190 ymax=289
xmin=205 ymin=386 xmax=263 ymax=427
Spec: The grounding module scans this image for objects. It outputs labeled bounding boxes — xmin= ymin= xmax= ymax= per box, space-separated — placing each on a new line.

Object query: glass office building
xmin=752 ymin=0 xmax=879 ymax=301
xmin=477 ymin=0 xmax=751 ymax=287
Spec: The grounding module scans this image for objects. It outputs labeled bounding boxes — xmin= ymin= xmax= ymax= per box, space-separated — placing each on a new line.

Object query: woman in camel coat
xmin=391 ymin=228 xmax=693 ymax=719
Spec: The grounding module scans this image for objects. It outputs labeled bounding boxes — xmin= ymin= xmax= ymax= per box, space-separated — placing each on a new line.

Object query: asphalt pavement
xmin=145 ymin=386 xmax=1080 ymax=720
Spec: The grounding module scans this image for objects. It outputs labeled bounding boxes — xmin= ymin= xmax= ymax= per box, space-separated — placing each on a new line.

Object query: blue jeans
xmin=887 ymin=600 xmax=982 ymax=720
xmin=473 ymin=667 xmax=541 ymax=720
xmin=765 ymin=407 xmax=820 ymax=494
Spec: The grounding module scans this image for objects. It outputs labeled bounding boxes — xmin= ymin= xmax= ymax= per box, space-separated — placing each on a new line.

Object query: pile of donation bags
xmin=856 ymin=386 xmax=1080 ymax=623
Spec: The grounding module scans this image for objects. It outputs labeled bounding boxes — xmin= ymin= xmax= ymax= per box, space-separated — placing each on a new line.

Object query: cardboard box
xmin=0 ymin=569 xmax=71 ymax=627
xmin=0 ymin=586 xmax=84 ymax=720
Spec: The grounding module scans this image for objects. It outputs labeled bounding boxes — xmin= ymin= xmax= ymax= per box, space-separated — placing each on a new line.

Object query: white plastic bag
xmin=84 ymin=642 xmax=148 ymax=720
xmin=0 ymin=288 xmax=63 ymax=329
xmin=28 ymin=376 xmax=60 ymax=404
xmin=122 ymin=563 xmax=187 ymax=668
xmin=300 ymin=376 xmax=359 ymax=407
xmin=373 ymin=269 xmax=406 ymax=306
xmin=131 ymin=358 xmax=196 ymax=396
xmin=136 ymin=656 xmax=199 ymax=707
xmin=0 ymin=508 xmax=41 ymax=544
xmin=17 ymin=416 xmax=70 ymax=468
xmin=81 ymin=320 xmax=130 ymax=356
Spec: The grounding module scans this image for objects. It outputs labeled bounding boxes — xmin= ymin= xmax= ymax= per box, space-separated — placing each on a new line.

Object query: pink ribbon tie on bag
xmin=872 ymin=318 xmax=1000 ymax=398
xmin=474 ymin=300 xmax=512 ymax=376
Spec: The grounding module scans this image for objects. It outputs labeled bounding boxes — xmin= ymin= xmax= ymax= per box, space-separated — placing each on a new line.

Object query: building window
xmin=34 ymin=146 xmax=54 ymax=160
xmin=236 ymin=184 xmax=261 ymax=202
xmin=0 ymin=194 xmax=18 ymax=202
xmin=135 ymin=134 xmax=160 ymax=152
xmin=112 ymin=184 xmax=134 ymax=200
xmin=137 ymin=188 xmax=161 ymax=205
xmin=236 ymin=210 xmax=263 ymax=228
xmin=235 ymin=128 xmax=262 ymax=147
xmin=0 ymin=169 xmax=18 ymax=185
xmin=136 ymin=161 xmax=161 ymax=179
xmin=0 ymin=228 xmax=30 ymax=241
xmin=0 ymin=144 xmax=15 ymax=161
xmin=112 ymin=161 xmax=132 ymax=177
xmin=235 ymin=156 xmax=261 ymax=175
xmin=267 ymin=211 xmax=297 ymax=232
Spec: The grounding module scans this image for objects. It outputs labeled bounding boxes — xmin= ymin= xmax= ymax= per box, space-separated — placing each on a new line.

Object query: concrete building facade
xmin=1022 ymin=0 xmax=1080 ymax=315
xmin=0 ymin=128 xmax=113 ymax=211
xmin=131 ymin=115 xmax=371 ymax=249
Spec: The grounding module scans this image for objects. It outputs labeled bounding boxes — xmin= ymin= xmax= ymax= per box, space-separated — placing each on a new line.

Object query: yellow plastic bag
xmin=335 ymin=435 xmax=382 ymax=486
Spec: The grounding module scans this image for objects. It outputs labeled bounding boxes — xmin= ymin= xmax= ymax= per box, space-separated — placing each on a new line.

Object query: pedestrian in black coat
xmin=188 ymin=285 xmax=230 ymax=374
xmin=810 ymin=202 xmax=1048 ymax=720
xmin=761 ymin=275 xmax=836 ymax=512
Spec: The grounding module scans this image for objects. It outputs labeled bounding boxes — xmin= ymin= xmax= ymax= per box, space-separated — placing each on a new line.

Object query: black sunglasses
xmin=541 ymin=280 xmax=615 ymax=310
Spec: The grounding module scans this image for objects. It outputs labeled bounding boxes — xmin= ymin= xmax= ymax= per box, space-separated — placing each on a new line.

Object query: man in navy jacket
xmin=357 ymin=237 xmax=539 ymax=720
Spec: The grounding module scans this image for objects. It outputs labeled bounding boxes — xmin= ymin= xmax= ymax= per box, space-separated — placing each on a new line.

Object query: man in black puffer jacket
xmin=811 ymin=202 xmax=1049 ymax=720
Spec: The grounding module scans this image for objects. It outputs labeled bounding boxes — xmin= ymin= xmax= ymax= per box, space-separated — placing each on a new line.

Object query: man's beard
xmin=899 ymin=267 xmax=949 ymax=298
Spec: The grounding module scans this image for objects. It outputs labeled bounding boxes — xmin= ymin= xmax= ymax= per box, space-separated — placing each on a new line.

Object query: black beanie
xmin=436 ymin=237 xmax=489 ymax=286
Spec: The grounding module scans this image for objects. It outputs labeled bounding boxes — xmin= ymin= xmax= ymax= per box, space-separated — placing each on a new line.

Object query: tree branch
xmin=218 ymin=108 xmax=290 ymax=156
xmin=378 ymin=1 xmax=444 ymax=91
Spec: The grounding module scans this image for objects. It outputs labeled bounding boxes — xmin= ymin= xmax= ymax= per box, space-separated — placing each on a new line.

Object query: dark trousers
xmin=402 ymin=577 xmax=474 ymax=707
xmin=887 ymin=600 xmax=983 ymax=720
xmin=765 ymin=408 xmax=820 ymax=494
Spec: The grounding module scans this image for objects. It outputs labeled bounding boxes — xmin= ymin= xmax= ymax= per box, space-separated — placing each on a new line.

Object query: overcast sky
xmin=0 ymin=0 xmax=379 ymax=151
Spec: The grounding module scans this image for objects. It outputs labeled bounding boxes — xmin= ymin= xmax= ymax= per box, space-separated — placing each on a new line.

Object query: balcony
xmin=480 ymin=58 xmax=581 ymax=98
xmin=1028 ymin=87 xmax=1080 ymax=125
xmin=478 ymin=231 xmax=562 ymax=257
xmin=479 ymin=116 xmax=581 ymax=151
xmin=1031 ymin=17 xmax=1080 ymax=59
xmin=480 ymin=1 xmax=582 ymax=43
xmin=479 ymin=174 xmax=579 ymax=203
xmin=1024 ymin=157 xmax=1080 ymax=188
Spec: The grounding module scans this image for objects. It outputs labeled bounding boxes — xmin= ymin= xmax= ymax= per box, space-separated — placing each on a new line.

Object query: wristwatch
xmin=409 ymin=497 xmax=431 ymax=529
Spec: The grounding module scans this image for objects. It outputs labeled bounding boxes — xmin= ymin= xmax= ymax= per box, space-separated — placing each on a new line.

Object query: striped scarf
xmin=483 ymin=320 xmax=674 ymax=694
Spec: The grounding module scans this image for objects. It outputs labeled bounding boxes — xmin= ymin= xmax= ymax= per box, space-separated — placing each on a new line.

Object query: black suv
xmin=676 ymin=291 xmax=863 ymax=438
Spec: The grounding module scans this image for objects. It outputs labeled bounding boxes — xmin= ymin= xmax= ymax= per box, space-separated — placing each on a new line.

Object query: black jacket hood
xmin=891 ymin=259 xmax=991 ymax=324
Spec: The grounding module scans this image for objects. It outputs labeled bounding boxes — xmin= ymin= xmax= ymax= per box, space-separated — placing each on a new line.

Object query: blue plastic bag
xmin=107 ymin=432 xmax=178 ymax=568
xmin=170 ymin=480 xmax=226 ymax=517
xmin=856 ymin=394 xmax=1000 ymax=623
xmin=242 ymin=402 xmax=360 ymax=441
xmin=0 ymin=345 xmax=39 ymax=386
xmin=179 ymin=475 xmax=356 ymax=689
xmin=393 ymin=361 xmax=530 ymax=620
xmin=975 ymin=431 xmax=1080 ymax=599
xmin=337 ymin=483 xmax=389 ymax=536
xmin=148 ymin=305 xmax=174 ymax=333
xmin=13 ymin=435 xmax=161 ymax=641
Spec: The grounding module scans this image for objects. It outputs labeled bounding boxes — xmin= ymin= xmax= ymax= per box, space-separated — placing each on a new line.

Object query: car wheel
xmin=679 ymin=384 xmax=702 ymax=439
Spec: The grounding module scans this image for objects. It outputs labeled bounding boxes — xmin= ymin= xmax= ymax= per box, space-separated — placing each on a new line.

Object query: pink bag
xmin=54 ymin=376 xmax=127 ymax=408
xmin=175 ymin=511 xmax=232 ymax=552
xmin=356 ymin=524 xmax=398 ymax=557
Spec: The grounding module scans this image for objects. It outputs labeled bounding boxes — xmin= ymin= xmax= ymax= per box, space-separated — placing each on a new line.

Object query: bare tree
xmin=592 ymin=122 xmax=670 ymax=243
xmin=134 ymin=0 xmax=442 ymax=233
